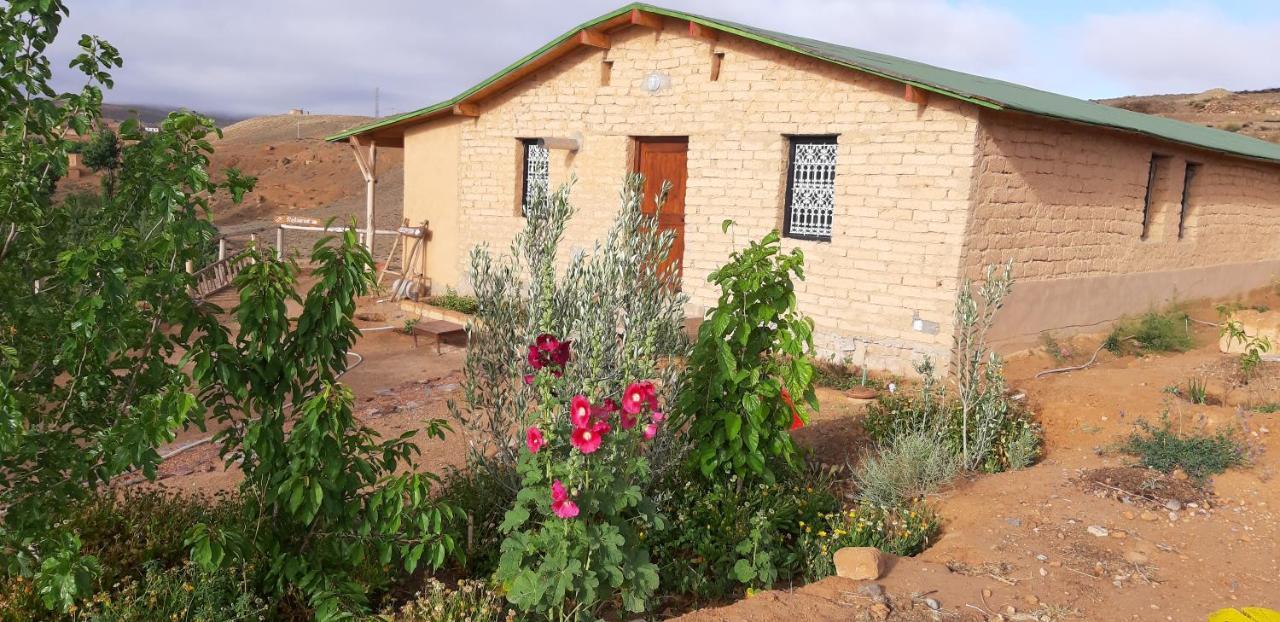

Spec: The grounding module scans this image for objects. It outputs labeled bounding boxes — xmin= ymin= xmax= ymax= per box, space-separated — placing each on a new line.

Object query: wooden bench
xmin=410 ymin=319 xmax=466 ymax=354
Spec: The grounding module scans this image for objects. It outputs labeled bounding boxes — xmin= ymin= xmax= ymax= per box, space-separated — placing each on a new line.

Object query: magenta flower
xmin=551 ymin=480 xmax=579 ymax=519
xmin=622 ymin=381 xmax=658 ymax=415
xmin=651 ymin=410 xmax=666 ymax=423
xmin=643 ymin=422 xmax=659 ymax=441
xmin=569 ymin=394 xmax=592 ymax=428
xmin=525 ymin=426 xmax=545 ymax=453
xmin=571 ymin=420 xmax=610 ymax=454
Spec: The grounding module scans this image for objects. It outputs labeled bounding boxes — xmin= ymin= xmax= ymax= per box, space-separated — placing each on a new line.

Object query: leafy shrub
xmin=425 ymin=287 xmax=479 ymax=315
xmin=1121 ymin=416 xmax=1246 ymax=482
xmin=76 ymin=563 xmax=270 ymax=621
xmin=388 ymin=579 xmax=517 ymax=622
xmin=813 ymin=358 xmax=883 ymax=391
xmin=450 ymin=176 xmax=688 ymax=483
xmin=1 ymin=3 xmax=254 ymax=608
xmin=679 ymin=226 xmax=817 ymax=483
xmin=863 ymin=389 xmax=1039 ymax=474
xmin=187 ymin=229 xmax=456 ymax=619
xmin=495 ymin=342 xmax=663 ymax=618
xmin=652 ymin=468 xmax=840 ymax=602
xmin=853 ymin=432 xmax=960 ymax=507
xmin=652 ymin=467 xmax=938 ymax=603
xmin=1220 ymin=317 xmax=1271 ymax=381
xmin=70 ymin=488 xmax=243 ymax=589
xmin=453 ymin=178 xmax=687 ymax=619
xmin=436 ymin=465 xmax=516 ymax=578
xmin=80 ymin=128 xmax=120 ymax=172
xmin=1106 ymin=309 xmax=1194 ymax=354
xmin=796 ymin=502 xmax=939 ymax=581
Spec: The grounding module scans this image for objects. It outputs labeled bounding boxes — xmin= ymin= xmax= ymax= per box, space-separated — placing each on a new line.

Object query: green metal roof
xmin=327 ymin=3 xmax=1280 ymax=165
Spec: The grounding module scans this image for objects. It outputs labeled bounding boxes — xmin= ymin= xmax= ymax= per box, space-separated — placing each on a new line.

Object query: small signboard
xmin=398 ymin=226 xmax=427 ymax=238
xmin=272 ymin=214 xmax=322 ymax=226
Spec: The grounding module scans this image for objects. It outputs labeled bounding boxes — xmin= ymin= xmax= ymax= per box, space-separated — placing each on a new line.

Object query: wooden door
xmin=632 ymin=137 xmax=688 ymax=285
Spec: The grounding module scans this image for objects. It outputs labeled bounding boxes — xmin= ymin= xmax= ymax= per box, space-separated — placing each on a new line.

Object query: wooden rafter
xmin=579 ymin=29 xmax=610 ymax=49
xmin=452 ymin=103 xmax=480 ymax=117
xmin=688 ymin=21 xmax=718 ymax=41
xmin=905 ymin=84 xmax=930 ymax=106
xmin=629 ymin=9 xmax=663 ymax=29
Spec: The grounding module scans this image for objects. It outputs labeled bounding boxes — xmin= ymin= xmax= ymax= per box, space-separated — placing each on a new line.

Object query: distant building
xmin=329 ymin=3 xmax=1280 ymax=371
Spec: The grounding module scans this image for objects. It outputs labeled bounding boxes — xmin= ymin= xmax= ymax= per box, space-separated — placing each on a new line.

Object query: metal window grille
xmin=521 ymin=139 xmax=550 ymax=216
xmin=784 ymin=136 xmax=838 ymax=240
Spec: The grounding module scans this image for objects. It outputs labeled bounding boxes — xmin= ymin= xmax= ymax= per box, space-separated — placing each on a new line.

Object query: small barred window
xmin=521 ymin=139 xmax=550 ymax=216
xmin=783 ymin=136 xmax=838 ymax=240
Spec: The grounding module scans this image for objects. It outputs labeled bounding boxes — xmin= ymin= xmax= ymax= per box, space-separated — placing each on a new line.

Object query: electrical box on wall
xmin=911 ymin=312 xmax=939 ymax=335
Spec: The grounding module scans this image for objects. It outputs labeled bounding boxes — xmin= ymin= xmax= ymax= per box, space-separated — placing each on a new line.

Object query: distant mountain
xmin=101 ymin=102 xmax=249 ymax=128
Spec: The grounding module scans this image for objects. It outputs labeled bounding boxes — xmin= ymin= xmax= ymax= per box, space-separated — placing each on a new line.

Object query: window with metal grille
xmin=783 ymin=136 xmax=838 ymax=241
xmin=521 ymin=139 xmax=550 ymax=217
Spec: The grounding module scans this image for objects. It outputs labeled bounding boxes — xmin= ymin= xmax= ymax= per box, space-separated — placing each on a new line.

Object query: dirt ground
xmin=141 ymin=290 xmax=1280 ymax=621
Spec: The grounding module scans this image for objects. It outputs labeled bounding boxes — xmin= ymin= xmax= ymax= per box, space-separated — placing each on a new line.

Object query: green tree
xmin=80 ymin=127 xmax=120 ymax=171
xmin=678 ymin=225 xmax=818 ymax=483
xmin=186 ymin=229 xmax=457 ymax=620
xmin=0 ymin=1 xmax=252 ymax=610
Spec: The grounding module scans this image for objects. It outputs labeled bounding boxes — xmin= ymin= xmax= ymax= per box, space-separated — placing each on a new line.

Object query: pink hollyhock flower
xmin=570 ymin=420 xmax=610 ymax=454
xmin=619 ymin=410 xmax=637 ymax=430
xmin=569 ymin=394 xmax=592 ymax=427
xmin=643 ymin=422 xmax=659 ymax=441
xmin=551 ymin=480 xmax=579 ymax=519
xmin=523 ymin=374 xmax=535 ymax=385
xmin=651 ymin=410 xmax=666 ymax=423
xmin=622 ymin=381 xmax=658 ymax=415
xmin=525 ymin=426 xmax=545 ymax=453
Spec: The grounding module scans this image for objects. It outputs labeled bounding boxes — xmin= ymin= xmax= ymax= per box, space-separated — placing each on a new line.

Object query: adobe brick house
xmin=329 ymin=3 xmax=1280 ymax=372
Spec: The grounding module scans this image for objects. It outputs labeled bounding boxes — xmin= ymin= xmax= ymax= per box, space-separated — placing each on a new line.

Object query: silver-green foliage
xmin=450 ymin=175 xmax=690 ymax=481
xmin=951 ymin=260 xmax=1020 ymax=471
xmin=853 ymin=431 xmax=960 ymax=507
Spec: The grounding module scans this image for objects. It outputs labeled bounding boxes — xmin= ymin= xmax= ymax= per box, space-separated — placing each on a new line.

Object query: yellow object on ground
xmin=1210 ymin=608 xmax=1280 ymax=622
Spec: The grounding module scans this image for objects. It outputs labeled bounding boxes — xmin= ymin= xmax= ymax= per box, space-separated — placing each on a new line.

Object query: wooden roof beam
xmin=904 ymin=84 xmax=930 ymax=106
xmin=688 ymin=21 xmax=718 ymax=41
xmin=629 ymin=9 xmax=663 ymax=29
xmin=453 ymin=103 xmax=480 ymax=117
xmin=579 ymin=29 xmax=611 ymax=49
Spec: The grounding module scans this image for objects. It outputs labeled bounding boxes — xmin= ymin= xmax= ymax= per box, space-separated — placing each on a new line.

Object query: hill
xmin=102 ymin=102 xmax=247 ymax=128
xmin=1099 ymin=88 xmax=1280 ymax=143
xmin=207 ymin=114 xmax=403 ymax=241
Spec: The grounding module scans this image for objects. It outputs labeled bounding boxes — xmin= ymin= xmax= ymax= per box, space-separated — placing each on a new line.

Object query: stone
xmin=834 ymin=547 xmax=888 ymax=581
xmin=1087 ymin=525 xmax=1109 ymax=537
xmin=1123 ymin=550 xmax=1149 ymax=564
xmin=869 ymin=603 xmax=892 ymax=621
xmin=1140 ymin=511 xmax=1159 ymax=521
xmin=857 ymin=583 xmax=886 ymax=599
xmin=1110 ymin=530 xmax=1128 ymax=539
xmin=1165 ymin=500 xmax=1183 ymax=512
xmin=925 ymin=597 xmax=940 ymax=610
xmin=1122 ymin=511 xmax=1136 ymax=520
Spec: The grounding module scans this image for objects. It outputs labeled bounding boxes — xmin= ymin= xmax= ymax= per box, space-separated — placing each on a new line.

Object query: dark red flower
xmin=782 ymin=386 xmax=805 ymax=430
xmin=527 ymin=333 xmax=572 ymax=377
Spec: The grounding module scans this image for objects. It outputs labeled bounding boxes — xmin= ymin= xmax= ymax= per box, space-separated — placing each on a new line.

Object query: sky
xmin=46 ymin=0 xmax=1280 ymax=119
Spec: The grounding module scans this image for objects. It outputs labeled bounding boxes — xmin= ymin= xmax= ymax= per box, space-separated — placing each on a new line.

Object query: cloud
xmin=1072 ymin=6 xmax=1280 ymax=95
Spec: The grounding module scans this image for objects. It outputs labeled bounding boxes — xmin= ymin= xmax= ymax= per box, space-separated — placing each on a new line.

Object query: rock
xmin=1168 ymin=512 xmax=1179 ymax=521
xmin=856 ymin=583 xmax=886 ymax=599
xmin=1110 ymin=530 xmax=1128 ymax=539
xmin=1140 ymin=511 xmax=1159 ymax=521
xmin=1165 ymin=500 xmax=1183 ymax=512
xmin=869 ymin=603 xmax=891 ymax=621
xmin=1123 ymin=550 xmax=1149 ymax=564
xmin=1122 ymin=511 xmax=1136 ymax=520
xmin=1087 ymin=525 xmax=1110 ymax=537
xmin=925 ymin=597 xmax=940 ymax=610
xmin=834 ymin=547 xmax=888 ymax=581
